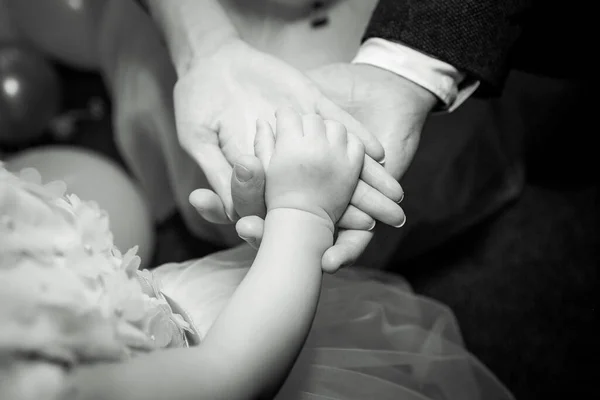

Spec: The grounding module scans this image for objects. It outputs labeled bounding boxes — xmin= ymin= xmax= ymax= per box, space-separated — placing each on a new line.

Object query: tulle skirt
xmin=153 ymin=244 xmax=514 ymax=400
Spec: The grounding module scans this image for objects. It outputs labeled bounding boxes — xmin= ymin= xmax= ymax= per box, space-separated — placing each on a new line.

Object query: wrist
xmin=376 ymin=65 xmax=438 ymax=113
xmin=353 ymin=38 xmax=472 ymax=112
xmin=267 ymin=200 xmax=335 ymax=234
xmin=177 ymin=31 xmax=240 ymax=75
xmin=145 ymin=0 xmax=239 ymax=75
xmin=355 ymin=63 xmax=437 ymax=115
xmin=263 ymin=208 xmax=334 ymax=251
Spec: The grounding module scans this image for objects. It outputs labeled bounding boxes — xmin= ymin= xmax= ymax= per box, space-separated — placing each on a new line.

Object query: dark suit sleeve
xmin=364 ymin=0 xmax=533 ymax=95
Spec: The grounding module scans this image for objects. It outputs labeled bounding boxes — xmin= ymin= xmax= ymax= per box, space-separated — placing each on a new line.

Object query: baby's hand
xmin=264 ymin=107 xmax=364 ymax=229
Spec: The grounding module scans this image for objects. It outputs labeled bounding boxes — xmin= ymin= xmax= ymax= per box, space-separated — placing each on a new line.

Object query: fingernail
xmin=378 ymin=155 xmax=386 ymax=165
xmin=234 ymin=163 xmax=253 ymax=182
xmin=238 ymin=233 xmax=253 ymax=242
xmin=339 ymin=261 xmax=354 ymax=269
xmin=226 ymin=207 xmax=239 ymax=222
xmin=368 ymin=221 xmax=376 ymax=231
xmin=239 ymin=236 xmax=257 ymax=247
xmin=396 ymin=192 xmax=404 ymax=204
xmin=394 ymin=215 xmax=406 ymax=228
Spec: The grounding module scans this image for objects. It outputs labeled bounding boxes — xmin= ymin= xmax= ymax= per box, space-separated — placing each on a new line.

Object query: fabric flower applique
xmin=135 ymin=268 xmax=193 ymax=348
xmin=0 ymin=165 xmax=194 ymax=371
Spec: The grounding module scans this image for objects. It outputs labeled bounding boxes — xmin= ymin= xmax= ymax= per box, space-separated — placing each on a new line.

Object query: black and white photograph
xmin=0 ymin=1 xmax=593 ymax=399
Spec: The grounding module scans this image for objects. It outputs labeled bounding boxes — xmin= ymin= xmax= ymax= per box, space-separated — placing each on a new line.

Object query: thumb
xmin=236 ymin=215 xmax=265 ymax=250
xmin=231 ymin=155 xmax=267 ymax=219
xmin=182 ymin=140 xmax=236 ymax=222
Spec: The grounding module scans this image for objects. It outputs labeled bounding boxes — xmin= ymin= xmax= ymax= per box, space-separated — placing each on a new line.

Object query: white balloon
xmin=4 ymin=146 xmax=155 ymax=268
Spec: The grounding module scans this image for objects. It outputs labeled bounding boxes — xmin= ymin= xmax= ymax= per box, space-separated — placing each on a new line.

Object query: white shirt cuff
xmin=352 ymin=38 xmax=480 ymax=112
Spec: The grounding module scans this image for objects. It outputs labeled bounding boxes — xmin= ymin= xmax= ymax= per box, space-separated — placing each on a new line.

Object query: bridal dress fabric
xmin=154 ymin=244 xmax=514 ymax=400
xmin=0 ymin=165 xmax=514 ymax=400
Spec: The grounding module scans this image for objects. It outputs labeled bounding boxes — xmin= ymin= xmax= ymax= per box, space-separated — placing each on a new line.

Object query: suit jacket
xmin=364 ymin=0 xmax=581 ymax=96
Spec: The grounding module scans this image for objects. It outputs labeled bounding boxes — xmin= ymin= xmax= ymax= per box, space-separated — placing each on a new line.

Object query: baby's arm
xmin=197 ymin=208 xmax=333 ymax=398
xmin=64 ymin=109 xmax=364 ymax=400
xmin=65 ymin=212 xmax=330 ymax=400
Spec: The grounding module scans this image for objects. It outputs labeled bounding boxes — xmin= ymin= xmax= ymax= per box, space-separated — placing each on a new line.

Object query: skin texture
xmin=206 ymin=64 xmax=436 ymax=271
xmin=63 ymin=109 xmax=364 ymax=400
xmin=131 ymin=0 xmax=429 ymax=270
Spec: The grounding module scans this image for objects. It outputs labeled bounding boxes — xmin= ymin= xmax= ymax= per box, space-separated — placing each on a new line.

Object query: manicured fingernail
xmin=368 ymin=221 xmax=376 ymax=231
xmin=241 ymin=237 xmax=258 ymax=248
xmin=234 ymin=163 xmax=253 ymax=182
xmin=394 ymin=215 xmax=406 ymax=228
xmin=396 ymin=192 xmax=404 ymax=204
xmin=226 ymin=208 xmax=239 ymax=222
xmin=238 ymin=234 xmax=254 ymax=243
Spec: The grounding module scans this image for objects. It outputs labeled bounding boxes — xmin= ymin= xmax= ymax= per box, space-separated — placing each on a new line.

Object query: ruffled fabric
xmin=0 ymin=163 xmax=515 ymax=399
xmin=154 ymin=244 xmax=515 ymax=400
xmin=0 ymin=165 xmax=191 ymax=399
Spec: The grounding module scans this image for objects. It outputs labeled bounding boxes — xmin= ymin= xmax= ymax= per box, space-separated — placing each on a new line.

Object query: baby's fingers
xmin=254 ymin=119 xmax=275 ymax=170
xmin=275 ymin=106 xmax=304 ymax=142
xmin=324 ymin=119 xmax=347 ymax=146
xmin=317 ymin=96 xmax=384 ymax=162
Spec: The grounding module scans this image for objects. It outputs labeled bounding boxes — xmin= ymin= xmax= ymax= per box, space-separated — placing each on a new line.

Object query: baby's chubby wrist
xmin=267 ymin=198 xmax=335 ymax=233
xmin=267 ymin=207 xmax=335 ymax=233
xmin=264 ymin=208 xmax=335 ymax=249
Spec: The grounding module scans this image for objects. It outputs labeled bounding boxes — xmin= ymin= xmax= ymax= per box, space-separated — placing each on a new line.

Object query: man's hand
xmin=174 ymin=39 xmax=385 ymax=221
xmin=309 ymin=63 xmax=437 ymax=271
xmin=308 ymin=63 xmax=437 ymax=182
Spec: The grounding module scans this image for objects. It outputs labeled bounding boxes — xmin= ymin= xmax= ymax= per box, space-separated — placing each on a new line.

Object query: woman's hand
xmin=173 ymin=39 xmax=386 ymax=220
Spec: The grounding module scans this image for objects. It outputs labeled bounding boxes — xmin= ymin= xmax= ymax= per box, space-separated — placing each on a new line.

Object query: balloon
xmin=4 ymin=146 xmax=155 ymax=267
xmin=0 ymin=44 xmax=61 ymax=145
xmin=5 ymin=0 xmax=106 ymax=70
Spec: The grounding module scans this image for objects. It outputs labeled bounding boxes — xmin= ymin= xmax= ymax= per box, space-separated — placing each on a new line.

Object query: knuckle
xmin=326 ymin=119 xmax=346 ymax=133
xmin=302 ymin=113 xmax=322 ymax=123
xmin=348 ymin=134 xmax=364 ymax=151
xmin=357 ymin=141 xmax=366 ymax=153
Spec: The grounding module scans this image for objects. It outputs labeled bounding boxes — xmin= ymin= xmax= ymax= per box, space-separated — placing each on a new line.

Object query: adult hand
xmin=234 ymin=63 xmax=437 ymax=272
xmin=309 ymin=63 xmax=437 ymax=183
xmin=175 ymin=39 xmax=386 ymax=222
xmin=311 ymin=63 xmax=437 ymax=271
